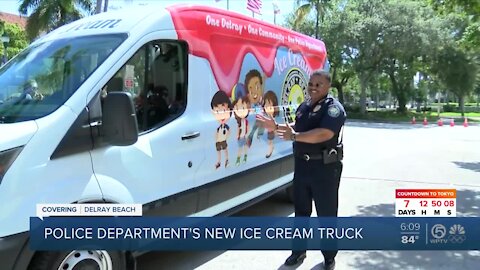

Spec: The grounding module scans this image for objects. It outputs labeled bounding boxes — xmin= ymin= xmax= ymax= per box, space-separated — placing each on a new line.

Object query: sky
xmin=0 ymin=0 xmax=296 ymax=25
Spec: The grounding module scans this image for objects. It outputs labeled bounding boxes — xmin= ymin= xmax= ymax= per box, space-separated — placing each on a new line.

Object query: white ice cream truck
xmin=0 ymin=4 xmax=328 ymax=269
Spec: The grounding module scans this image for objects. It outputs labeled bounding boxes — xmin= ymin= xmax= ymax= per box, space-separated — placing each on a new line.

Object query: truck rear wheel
xmin=28 ymin=250 xmax=126 ymax=270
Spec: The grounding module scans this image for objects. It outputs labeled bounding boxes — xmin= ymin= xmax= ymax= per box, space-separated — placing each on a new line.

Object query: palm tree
xmin=95 ymin=0 xmax=102 ymax=13
xmin=19 ymin=0 xmax=93 ymax=40
xmin=293 ymin=0 xmax=331 ymax=39
xmin=103 ymin=0 xmax=109 ymax=12
xmin=95 ymin=0 xmax=109 ymax=13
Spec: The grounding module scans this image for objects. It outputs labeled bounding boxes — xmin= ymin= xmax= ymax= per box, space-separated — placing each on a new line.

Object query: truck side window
xmin=102 ymin=40 xmax=188 ymax=132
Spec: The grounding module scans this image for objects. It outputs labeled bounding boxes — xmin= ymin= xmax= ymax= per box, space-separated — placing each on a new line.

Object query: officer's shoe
xmin=323 ymin=258 xmax=335 ymax=270
xmin=284 ymin=251 xmax=306 ymax=266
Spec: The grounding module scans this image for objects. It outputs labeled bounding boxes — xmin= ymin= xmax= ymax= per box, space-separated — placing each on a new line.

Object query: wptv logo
xmin=430 ymin=224 xmax=466 ymax=244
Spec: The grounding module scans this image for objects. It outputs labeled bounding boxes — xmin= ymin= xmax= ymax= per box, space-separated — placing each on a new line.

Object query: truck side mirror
xmin=103 ymin=92 xmax=138 ymax=146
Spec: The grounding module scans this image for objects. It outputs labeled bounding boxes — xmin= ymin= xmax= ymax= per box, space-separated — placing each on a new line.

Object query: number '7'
xmin=404 ymin=200 xmax=409 ymax=207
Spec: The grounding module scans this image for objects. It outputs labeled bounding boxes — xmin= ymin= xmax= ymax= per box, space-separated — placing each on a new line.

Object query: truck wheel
xmin=28 ymin=250 xmax=126 ymax=270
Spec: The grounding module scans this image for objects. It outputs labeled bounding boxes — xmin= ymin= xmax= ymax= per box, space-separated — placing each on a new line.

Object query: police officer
xmin=257 ymin=70 xmax=345 ymax=270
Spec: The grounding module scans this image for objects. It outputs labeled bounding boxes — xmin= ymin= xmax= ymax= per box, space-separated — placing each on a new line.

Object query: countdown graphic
xmin=395 ymin=189 xmax=456 ymax=217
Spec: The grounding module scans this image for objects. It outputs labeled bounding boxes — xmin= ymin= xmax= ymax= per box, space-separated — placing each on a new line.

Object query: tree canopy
xmin=285 ymin=0 xmax=480 ymax=115
xmin=0 ymin=21 xmax=28 ymax=61
xmin=19 ymin=0 xmax=93 ymax=40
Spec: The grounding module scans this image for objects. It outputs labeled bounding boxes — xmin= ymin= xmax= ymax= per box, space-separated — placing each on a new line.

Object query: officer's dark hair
xmin=211 ymin=90 xmax=233 ymax=112
xmin=244 ymin=69 xmax=263 ymax=88
xmin=311 ymin=69 xmax=331 ymax=83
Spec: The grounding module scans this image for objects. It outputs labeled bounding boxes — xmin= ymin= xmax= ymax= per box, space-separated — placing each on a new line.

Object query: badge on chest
xmin=307 ymin=104 xmax=322 ymax=117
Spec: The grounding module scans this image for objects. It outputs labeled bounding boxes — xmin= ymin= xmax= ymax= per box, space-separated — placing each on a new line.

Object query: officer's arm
xmin=293 ymin=128 xmax=334 ymax=144
xmin=276 ymin=125 xmax=334 ymax=143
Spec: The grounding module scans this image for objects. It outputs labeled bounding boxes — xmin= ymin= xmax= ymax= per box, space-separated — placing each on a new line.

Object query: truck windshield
xmin=0 ymin=34 xmax=126 ymax=123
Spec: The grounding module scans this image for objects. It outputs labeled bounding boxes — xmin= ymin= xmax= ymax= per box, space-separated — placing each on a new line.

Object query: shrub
xmin=345 ymin=104 xmax=361 ymax=113
xmin=443 ymin=104 xmax=457 ymax=112
xmin=421 ymin=107 xmax=432 ymax=112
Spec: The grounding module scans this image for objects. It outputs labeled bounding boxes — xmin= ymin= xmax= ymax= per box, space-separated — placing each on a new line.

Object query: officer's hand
xmin=277 ymin=123 xmax=294 ymax=141
xmin=256 ymin=114 xmax=275 ymax=130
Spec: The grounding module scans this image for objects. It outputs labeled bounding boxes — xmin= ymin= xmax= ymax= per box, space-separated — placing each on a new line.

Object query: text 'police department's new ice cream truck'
xmin=0 ymin=4 xmax=327 ymax=270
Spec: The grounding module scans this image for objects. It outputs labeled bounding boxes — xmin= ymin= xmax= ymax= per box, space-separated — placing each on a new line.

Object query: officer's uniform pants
xmin=293 ymin=157 xmax=343 ymax=260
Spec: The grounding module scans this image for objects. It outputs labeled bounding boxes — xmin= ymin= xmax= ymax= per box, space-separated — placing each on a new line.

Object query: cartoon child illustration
xmin=245 ymin=69 xmax=265 ymax=147
xmin=232 ymin=83 xmax=251 ymax=165
xmin=263 ymin=91 xmax=279 ymax=158
xmin=211 ymin=91 xmax=233 ymax=169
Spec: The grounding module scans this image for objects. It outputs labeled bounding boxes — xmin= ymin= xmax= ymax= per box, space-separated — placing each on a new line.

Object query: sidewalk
xmin=194 ymin=177 xmax=480 ymax=270
xmin=330 ymin=177 xmax=480 ymax=270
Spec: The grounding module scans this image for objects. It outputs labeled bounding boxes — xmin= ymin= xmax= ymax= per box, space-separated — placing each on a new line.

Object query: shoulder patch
xmin=327 ymin=105 xmax=341 ymax=118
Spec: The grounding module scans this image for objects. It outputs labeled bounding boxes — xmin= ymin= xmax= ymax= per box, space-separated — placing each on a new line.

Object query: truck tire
xmin=28 ymin=250 xmax=126 ymax=270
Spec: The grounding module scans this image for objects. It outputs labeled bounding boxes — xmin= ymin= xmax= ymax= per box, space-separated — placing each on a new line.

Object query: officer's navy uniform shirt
xmin=293 ymin=95 xmax=346 ymax=155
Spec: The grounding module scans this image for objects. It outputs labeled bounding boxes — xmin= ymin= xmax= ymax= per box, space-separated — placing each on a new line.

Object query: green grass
xmin=432 ymin=102 xmax=479 ymax=107
xmin=348 ymin=110 xmax=480 ymax=123
xmin=436 ymin=112 xmax=480 ymax=118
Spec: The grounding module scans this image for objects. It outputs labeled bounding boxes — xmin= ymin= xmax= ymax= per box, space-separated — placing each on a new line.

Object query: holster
xmin=322 ymin=144 xmax=344 ymax=164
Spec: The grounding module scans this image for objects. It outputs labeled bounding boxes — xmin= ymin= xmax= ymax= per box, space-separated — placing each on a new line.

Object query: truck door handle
xmin=82 ymin=121 xmax=102 ymax=128
xmin=181 ymin=132 xmax=200 ymax=140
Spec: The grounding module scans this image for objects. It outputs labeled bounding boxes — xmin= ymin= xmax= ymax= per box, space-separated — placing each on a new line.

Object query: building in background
xmin=0 ymin=12 xmax=27 ymax=29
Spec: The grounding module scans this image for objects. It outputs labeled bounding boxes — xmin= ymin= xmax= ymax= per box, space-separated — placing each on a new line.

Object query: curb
xmin=346 ymin=118 xmax=478 ymax=126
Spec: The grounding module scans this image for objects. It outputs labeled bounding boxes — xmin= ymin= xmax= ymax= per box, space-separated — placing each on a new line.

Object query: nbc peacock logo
xmin=448 ymin=224 xmax=466 ymax=244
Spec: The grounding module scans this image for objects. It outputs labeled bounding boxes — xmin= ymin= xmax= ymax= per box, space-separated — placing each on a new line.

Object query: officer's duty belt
xmin=295 ymin=153 xmax=323 ymax=161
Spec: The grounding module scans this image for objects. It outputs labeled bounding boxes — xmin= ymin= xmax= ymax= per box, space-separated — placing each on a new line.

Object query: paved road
xmin=138 ymin=121 xmax=480 ymax=270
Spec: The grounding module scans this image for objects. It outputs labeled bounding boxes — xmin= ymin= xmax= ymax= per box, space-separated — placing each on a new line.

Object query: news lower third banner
xmin=30 ymin=217 xmax=479 ymax=251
